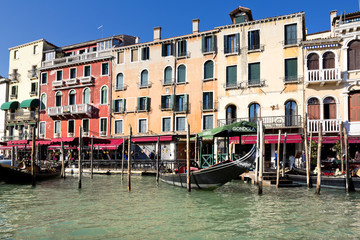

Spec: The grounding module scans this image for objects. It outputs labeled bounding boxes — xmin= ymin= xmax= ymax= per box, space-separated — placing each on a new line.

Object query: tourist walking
xmin=301 ymin=150 xmax=306 ymax=169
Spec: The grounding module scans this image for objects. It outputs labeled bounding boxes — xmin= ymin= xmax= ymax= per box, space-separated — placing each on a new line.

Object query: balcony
xmin=176 ymin=51 xmax=191 ymax=59
xmin=52 ymin=80 xmax=63 ymax=87
xmin=80 ymin=76 xmax=93 ymax=84
xmin=99 ymin=131 xmax=107 ymax=137
xmin=10 ymin=93 xmax=17 ymax=99
xmin=28 ymin=70 xmax=38 ymax=79
xmin=2 ymin=135 xmax=32 ymax=141
xmin=201 ymin=101 xmax=217 ymax=112
xmin=54 ymin=133 xmax=61 ymax=138
xmin=308 ymin=119 xmax=341 ymax=133
xmin=42 ymin=50 xmax=112 ymax=68
xmin=9 ymin=73 xmax=20 ymax=83
xmin=29 ymin=90 xmax=37 ymax=96
xmin=223 ymin=82 xmax=243 ymax=90
xmin=305 ymin=68 xmax=342 ymax=86
xmin=65 ymin=78 xmax=77 ymax=85
xmin=115 ymin=85 xmax=127 ymax=91
xmin=217 ymin=115 xmax=302 ymax=129
xmin=48 ymin=104 xmax=93 ymax=119
xmin=7 ymin=111 xmax=37 ymax=123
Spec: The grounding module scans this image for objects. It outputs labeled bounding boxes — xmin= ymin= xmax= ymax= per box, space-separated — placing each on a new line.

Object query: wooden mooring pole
xmin=121 ymin=137 xmax=125 ymax=181
xmin=343 ymin=125 xmax=355 ymax=192
xmin=258 ymin=121 xmax=264 ymax=195
xmin=186 ymin=123 xmax=191 ymax=192
xmin=282 ymin=132 xmax=287 ymax=178
xmin=339 ymin=122 xmax=344 ymax=173
xmin=308 ymin=132 xmax=313 ymax=188
xmin=128 ymin=126 xmax=132 ymax=192
xmin=315 ymin=124 xmax=322 ymax=194
xmin=78 ymin=126 xmax=82 ymax=189
xmin=156 ymin=136 xmax=160 ymax=184
xmin=31 ymin=126 xmax=36 ymax=187
xmin=304 ymin=113 xmax=310 ymax=188
xmin=60 ymin=140 xmax=65 ymax=178
xmin=254 ymin=121 xmax=260 ymax=184
xmin=276 ymin=130 xmax=281 ymax=189
xmin=90 ymin=138 xmax=94 ymax=179
xmin=11 ymin=146 xmax=15 ymax=166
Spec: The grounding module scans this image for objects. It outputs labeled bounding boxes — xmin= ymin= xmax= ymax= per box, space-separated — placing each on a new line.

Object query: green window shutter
xmin=170 ymin=95 xmax=174 ymax=109
xmin=235 ymin=15 xmax=245 ymax=24
xmin=235 ymin=33 xmax=240 ymax=52
xmin=146 ymin=97 xmax=150 ymax=111
xmin=161 ymin=96 xmax=165 ymax=108
xmin=178 ymin=65 xmax=186 ymax=83
xmin=162 ymin=44 xmax=166 ymax=57
xmin=212 ymin=35 xmax=216 ymax=52
xmin=285 ymin=58 xmax=298 ymax=80
xmin=226 ymin=66 xmax=237 ymax=86
xmin=122 ymin=99 xmax=126 ymax=112
xmin=204 ymin=61 xmax=213 ymax=79
xmin=224 ymin=35 xmax=228 ymax=54
xmin=209 ymin=92 xmax=213 ymax=109
xmin=202 ymin=36 xmax=206 ymax=52
xmin=137 ymin=97 xmax=140 ymax=110
xmin=15 ymin=86 xmax=18 ymax=95
xmin=170 ymin=43 xmax=174 ymax=56
xmin=112 ymin=100 xmax=116 ymax=112
xmin=184 ymin=94 xmax=188 ymax=112
xmin=249 ymin=63 xmax=260 ymax=84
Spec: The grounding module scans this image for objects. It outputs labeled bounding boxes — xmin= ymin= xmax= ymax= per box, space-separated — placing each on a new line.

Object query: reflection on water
xmin=0 ymin=176 xmax=360 ymax=239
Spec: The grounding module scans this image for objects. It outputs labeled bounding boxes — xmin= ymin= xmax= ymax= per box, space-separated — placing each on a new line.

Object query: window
xmin=307 ymin=98 xmax=320 ymax=120
xmin=323 ymin=97 xmax=336 ymax=120
xmin=162 ymin=117 xmax=171 ymax=132
xmin=97 ymin=40 xmax=112 ymax=51
xmin=70 ymin=68 xmax=76 ymax=79
xmin=69 ymin=90 xmax=76 ymax=105
xmin=226 ymin=65 xmax=237 ymax=87
xmin=202 ymin=35 xmax=215 ymax=53
xmin=203 ymin=115 xmax=214 ymax=130
xmin=224 ymin=34 xmax=239 ymax=54
xmin=116 ymin=73 xmax=124 ymax=90
xmin=164 ymin=66 xmax=173 ymax=84
xmin=177 ymin=65 xmax=186 ymax=83
xmin=30 ymin=82 xmax=38 ymax=94
xmin=65 ymin=52 xmax=74 ymax=57
xmin=101 ymin=86 xmax=108 ymax=104
xmin=162 ymin=43 xmax=174 ymax=57
xmin=44 ymin=52 xmax=55 ymax=61
xmin=90 ymin=47 xmax=97 ymax=52
xmin=248 ymin=63 xmax=260 ymax=85
xmin=323 ymin=52 xmax=335 ymax=69
xmin=118 ymin=51 xmax=124 ymax=64
xmin=56 ymin=70 xmax=63 ymax=81
xmin=176 ymin=116 xmax=186 ymax=131
xmin=40 ymin=93 xmax=46 ymax=110
xmin=84 ymin=66 xmax=91 ymax=77
xmin=30 ymin=65 xmax=37 ymax=78
xmin=9 ymin=126 xmax=14 ymax=137
xmin=249 ymin=103 xmax=260 ymax=122
xmin=204 ymin=60 xmax=214 ymax=80
xmin=131 ymin=49 xmax=139 ymax=62
xmin=41 ymin=72 xmax=47 ymax=84
xmin=285 ymin=100 xmax=298 ymax=126
xmin=11 ymin=86 xmax=18 ymax=97
xmin=101 ymin=63 xmax=109 ymax=75
xmin=307 ymin=53 xmax=319 ymax=70
xmin=11 ymin=69 xmax=18 ymax=81
xmin=79 ymin=49 xmax=86 ymax=55
xmin=348 ymin=40 xmax=360 ymax=70
xmin=138 ymin=119 xmax=147 ymax=133
xmin=203 ymin=92 xmax=214 ymax=110
xmin=39 ymin=122 xmax=45 ymax=137
xmin=248 ymin=30 xmax=260 ymax=51
xmin=285 ymin=24 xmax=297 ymax=45
xmin=55 ymin=92 xmax=62 ymax=107
xmin=54 ymin=121 xmax=61 ymax=134
xmin=68 ymin=120 xmax=75 ymax=134
xmin=34 ymin=45 xmax=38 ymax=55
xmin=115 ymin=120 xmax=123 ymax=134
xmin=113 ymin=99 xmax=125 ymax=113
xmin=140 ymin=70 xmax=148 ymax=87
xmin=137 ymin=97 xmax=149 ymax=111
xmin=100 ymin=118 xmax=107 ymax=134
xmin=83 ymin=88 xmax=90 ymax=104
xmin=141 ymin=47 xmax=150 ymax=60
xmin=161 ymin=95 xmax=173 ymax=109
xmin=285 ymin=58 xmax=298 ymax=81
xmin=83 ymin=119 xmax=89 ymax=133
xmin=177 ymin=40 xmax=187 ymax=57
xmin=175 ymin=94 xmax=188 ymax=112
xmin=226 ymin=105 xmax=237 ymax=125
xmin=349 ymin=92 xmax=360 ymax=121
xmin=14 ymin=50 xmax=18 ymax=59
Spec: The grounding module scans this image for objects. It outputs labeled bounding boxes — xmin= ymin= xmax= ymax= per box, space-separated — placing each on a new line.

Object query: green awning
xmin=20 ymin=99 xmax=40 ymax=108
xmin=197 ymin=121 xmax=257 ymax=138
xmin=1 ymin=101 xmax=19 ymax=110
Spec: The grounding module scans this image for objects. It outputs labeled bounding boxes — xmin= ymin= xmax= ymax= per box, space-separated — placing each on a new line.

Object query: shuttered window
xmin=113 ymin=99 xmax=125 ymax=113
xmin=203 ymin=115 xmax=214 ymax=130
xmin=161 ymin=95 xmax=173 ymax=109
xmin=204 ymin=60 xmax=214 ymax=80
xmin=162 ymin=43 xmax=174 ymax=56
xmin=307 ymin=53 xmax=319 ymax=70
xmin=137 ymin=97 xmax=149 ymax=111
xmin=348 ymin=40 xmax=360 ymax=70
xmin=162 ymin=117 xmax=171 ymax=132
xmin=226 ymin=65 xmax=237 ymax=87
xmin=138 ymin=119 xmax=147 ymax=133
xmin=177 ymin=65 xmax=186 ymax=83
xmin=203 ymin=92 xmax=214 ymax=110
xmin=224 ymin=34 xmax=239 ymax=54
xmin=140 ymin=70 xmax=148 ymax=87
xmin=116 ymin=73 xmax=124 ymax=90
xmin=176 ymin=116 xmax=186 ymax=131
xmin=285 ymin=58 xmax=298 ymax=81
xmin=177 ymin=40 xmax=187 ymax=57
xmin=100 ymin=118 xmax=107 ymax=132
xmin=323 ymin=52 xmax=335 ymax=69
xmin=118 ymin=51 xmax=124 ymax=64
xmin=202 ymin=35 xmax=215 ymax=53
xmin=141 ymin=47 xmax=150 ymax=60
xmin=115 ymin=120 xmax=123 ymax=134
xmin=131 ymin=49 xmax=138 ymax=62
xmin=248 ymin=63 xmax=260 ymax=85
xmin=101 ymin=86 xmax=108 ymax=104
xmin=164 ymin=66 xmax=172 ymax=84
xmin=55 ymin=92 xmax=62 ymax=107
xmin=349 ymin=92 xmax=360 ymax=122
xmin=248 ymin=30 xmax=260 ymax=50
xmin=307 ymin=98 xmax=320 ymax=120
xmin=285 ymin=24 xmax=297 ymax=45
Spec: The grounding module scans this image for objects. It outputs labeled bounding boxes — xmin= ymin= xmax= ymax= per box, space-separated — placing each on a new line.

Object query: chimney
xmin=192 ymin=19 xmax=200 ymax=34
xmin=330 ymin=10 xmax=337 ymax=36
xmin=154 ymin=27 xmax=161 ymax=41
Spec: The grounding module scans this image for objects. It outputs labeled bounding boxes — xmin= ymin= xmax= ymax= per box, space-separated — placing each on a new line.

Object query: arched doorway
xmin=226 ymin=105 xmax=237 ymax=124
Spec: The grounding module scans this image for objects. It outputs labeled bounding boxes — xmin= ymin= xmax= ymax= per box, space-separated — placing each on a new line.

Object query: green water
xmin=0 ymin=176 xmax=360 ymax=240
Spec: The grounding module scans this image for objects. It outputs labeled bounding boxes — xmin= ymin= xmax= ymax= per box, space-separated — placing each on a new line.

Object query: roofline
xmin=8 ymin=39 xmax=57 ymax=51
xmin=306 ymin=30 xmax=331 ymax=36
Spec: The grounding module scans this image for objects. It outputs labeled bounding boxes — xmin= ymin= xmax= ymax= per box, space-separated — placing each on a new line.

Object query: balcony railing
xmin=305 ymin=68 xmax=341 ymax=85
xmin=2 ymin=135 xmax=33 ymax=141
xmin=28 ymin=69 xmax=38 ymax=79
xmin=307 ymin=119 xmax=341 ymax=133
xmin=9 ymin=73 xmax=20 ymax=83
xmin=48 ymin=104 xmax=93 ymax=118
xmin=7 ymin=111 xmax=37 ymax=122
xmin=80 ymin=76 xmax=93 ymax=84
xmin=217 ymin=115 xmax=302 ymax=129
xmin=52 ymin=80 xmax=63 ymax=87
xmin=42 ymin=50 xmax=112 ymax=67
xmin=65 ymin=78 xmax=77 ymax=85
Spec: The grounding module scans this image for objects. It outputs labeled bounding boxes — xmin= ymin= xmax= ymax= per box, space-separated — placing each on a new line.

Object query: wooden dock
xmin=241 ymin=171 xmax=301 ymax=188
xmin=65 ymin=168 xmax=156 ymax=176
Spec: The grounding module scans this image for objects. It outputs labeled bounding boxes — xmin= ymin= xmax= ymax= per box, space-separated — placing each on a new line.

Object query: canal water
xmin=0 ymin=175 xmax=359 ymax=239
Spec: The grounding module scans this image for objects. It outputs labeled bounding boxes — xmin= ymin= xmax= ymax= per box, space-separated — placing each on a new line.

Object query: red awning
xmin=131 ymin=135 xmax=173 ymax=143
xmin=0 ymin=146 xmax=12 ymax=150
xmin=48 ymin=145 xmax=78 ymax=150
xmin=7 ymin=145 xmax=32 ymax=150
xmin=8 ymin=140 xmax=28 ymax=145
xmin=231 ymin=134 xmax=303 ymax=144
xmin=308 ymin=136 xmax=360 ymax=144
xmin=93 ymin=138 xmax=125 ymax=150
xmin=51 ymin=137 xmax=76 ymax=144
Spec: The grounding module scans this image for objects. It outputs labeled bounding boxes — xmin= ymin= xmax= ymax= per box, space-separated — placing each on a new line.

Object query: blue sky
xmin=0 ymin=0 xmax=358 ymax=76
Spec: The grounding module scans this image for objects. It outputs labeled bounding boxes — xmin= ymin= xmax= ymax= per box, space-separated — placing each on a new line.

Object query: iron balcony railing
xmin=42 ymin=50 xmax=112 ymax=67
xmin=9 ymin=73 xmax=20 ymax=82
xmin=217 ymin=115 xmax=302 ymax=128
xmin=2 ymin=135 xmax=33 ymax=141
xmin=7 ymin=111 xmax=37 ymax=122
xmin=28 ymin=69 xmax=38 ymax=79
xmin=48 ymin=104 xmax=93 ymax=117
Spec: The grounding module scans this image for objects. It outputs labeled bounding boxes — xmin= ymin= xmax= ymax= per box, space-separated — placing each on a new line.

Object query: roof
xmin=333 ymin=11 xmax=360 ymax=24
xmin=8 ymin=39 xmax=57 ymax=51
xmin=229 ymin=6 xmax=253 ymax=21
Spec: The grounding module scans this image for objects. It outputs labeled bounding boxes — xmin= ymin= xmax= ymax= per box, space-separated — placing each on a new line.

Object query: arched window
xmin=323 ymin=97 xmax=336 ymax=119
xmin=55 ymin=92 xmax=62 ymax=107
xmin=307 ymin=97 xmax=320 ymax=120
xmin=40 ymin=93 xmax=46 ymax=110
xmin=323 ymin=52 xmax=335 ymax=69
xmin=164 ymin=66 xmax=172 ymax=84
xmin=68 ymin=90 xmax=76 ymax=105
xmin=140 ymin=70 xmax=148 ymax=87
xmin=83 ymin=88 xmax=90 ymax=104
xmin=248 ymin=103 xmax=260 ymax=122
xmin=285 ymin=100 xmax=297 ymax=126
xmin=177 ymin=65 xmax=186 ymax=83
xmin=226 ymin=105 xmax=237 ymax=125
xmin=116 ymin=73 xmax=124 ymax=90
xmin=348 ymin=40 xmax=360 ymax=70
xmin=204 ymin=60 xmax=214 ymax=80
xmin=101 ymin=86 xmax=108 ymax=104
xmin=307 ymin=53 xmax=319 ymax=70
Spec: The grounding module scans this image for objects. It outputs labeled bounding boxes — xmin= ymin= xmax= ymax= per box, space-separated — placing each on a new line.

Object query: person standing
xmin=301 ymin=150 xmax=307 ymax=169
xmin=274 ymin=150 xmax=278 ymax=169
xmin=289 ymin=155 xmax=295 ymax=171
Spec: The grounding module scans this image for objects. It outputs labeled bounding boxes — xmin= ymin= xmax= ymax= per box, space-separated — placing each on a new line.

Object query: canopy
xmin=20 ymin=99 xmax=40 ymax=108
xmin=1 ymin=101 xmax=19 ymax=110
xmin=197 ymin=121 xmax=257 ymax=138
